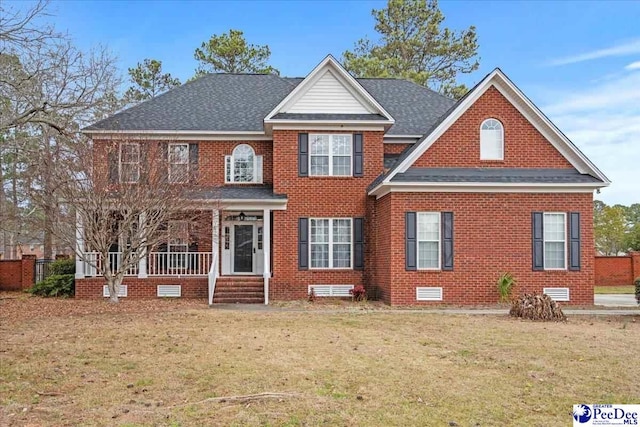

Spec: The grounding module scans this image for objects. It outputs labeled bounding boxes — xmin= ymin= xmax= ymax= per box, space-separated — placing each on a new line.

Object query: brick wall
xmin=413 ymin=86 xmax=573 ymax=169
xmin=270 ymin=129 xmax=385 ymax=300
xmin=383 ymin=143 xmax=412 ymax=155
xmin=0 ymin=255 xmax=36 ymax=291
xmin=595 ymin=252 xmax=640 ymax=286
xmin=75 ymin=277 xmax=207 ymax=299
xmin=372 ymin=192 xmax=594 ymax=305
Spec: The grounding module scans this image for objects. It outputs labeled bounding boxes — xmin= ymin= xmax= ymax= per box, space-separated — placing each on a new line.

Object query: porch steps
xmin=213 ymin=277 xmax=264 ymax=304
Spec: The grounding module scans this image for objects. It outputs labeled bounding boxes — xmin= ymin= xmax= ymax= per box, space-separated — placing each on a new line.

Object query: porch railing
xmin=82 ymin=252 xmax=212 ymax=277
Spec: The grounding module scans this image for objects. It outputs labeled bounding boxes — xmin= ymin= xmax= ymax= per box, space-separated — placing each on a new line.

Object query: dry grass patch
xmin=1 ymin=296 xmax=639 ymax=426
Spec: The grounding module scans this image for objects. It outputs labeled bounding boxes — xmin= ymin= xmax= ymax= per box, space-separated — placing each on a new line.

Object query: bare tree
xmin=47 ymin=136 xmax=215 ymax=302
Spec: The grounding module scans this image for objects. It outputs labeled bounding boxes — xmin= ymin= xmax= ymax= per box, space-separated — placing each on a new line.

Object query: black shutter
xmin=353 ymin=133 xmax=363 ymax=177
xmin=442 ymin=212 xmax=454 ymax=271
xmin=189 ymin=143 xmax=199 ymax=183
xmin=568 ymin=212 xmax=581 ymax=271
xmin=406 ymin=212 xmax=417 ymax=271
xmin=298 ymin=218 xmax=309 ymax=270
xmin=354 ymin=217 xmax=364 ymax=270
xmin=108 ymin=149 xmax=119 ymax=184
xmin=532 ymin=212 xmax=544 ymax=271
xmin=298 ymin=133 xmax=308 ymax=177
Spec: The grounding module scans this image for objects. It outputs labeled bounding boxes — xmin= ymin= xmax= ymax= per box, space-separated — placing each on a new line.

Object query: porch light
xmin=238 ymin=212 xmax=246 ymax=221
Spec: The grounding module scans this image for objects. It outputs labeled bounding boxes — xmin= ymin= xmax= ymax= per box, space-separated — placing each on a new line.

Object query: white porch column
xmin=263 ymin=208 xmax=271 ymax=305
xmin=212 ymin=209 xmax=220 ymax=273
xmin=138 ymin=213 xmax=148 ymax=278
xmin=75 ymin=210 xmax=84 ymax=279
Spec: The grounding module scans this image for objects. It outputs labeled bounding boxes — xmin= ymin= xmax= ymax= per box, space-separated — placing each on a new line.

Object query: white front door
xmin=221 ymin=222 xmax=264 ymax=275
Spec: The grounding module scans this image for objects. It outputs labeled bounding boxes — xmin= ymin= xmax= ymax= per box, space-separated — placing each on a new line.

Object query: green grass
xmin=595 ymin=285 xmax=634 ymax=294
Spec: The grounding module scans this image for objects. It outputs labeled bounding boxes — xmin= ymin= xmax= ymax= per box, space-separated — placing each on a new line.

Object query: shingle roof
xmin=84 ymin=75 xmax=455 ymax=136
xmin=390 ymin=168 xmax=603 ymax=184
xmin=188 ymin=185 xmax=287 ymax=200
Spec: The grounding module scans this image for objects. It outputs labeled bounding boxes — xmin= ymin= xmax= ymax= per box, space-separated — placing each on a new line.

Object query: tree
xmin=123 ymin=58 xmax=180 ymax=105
xmin=342 ymin=0 xmax=479 ymax=99
xmin=47 ymin=137 xmax=213 ymax=302
xmin=193 ymin=29 xmax=279 ymax=76
xmin=594 ymin=201 xmax=627 ymax=255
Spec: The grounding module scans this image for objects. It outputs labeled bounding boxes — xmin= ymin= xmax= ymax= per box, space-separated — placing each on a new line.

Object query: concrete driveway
xmin=594 ymin=294 xmax=638 ymax=307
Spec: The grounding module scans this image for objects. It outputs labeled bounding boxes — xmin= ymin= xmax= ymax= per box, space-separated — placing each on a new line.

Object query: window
xmin=417 ymin=212 xmax=440 ymax=269
xmin=168 ymin=221 xmax=188 ymax=269
xmin=480 ymin=118 xmax=504 ymax=160
xmin=309 ymin=134 xmax=352 ymax=176
xmin=310 ymin=218 xmax=352 ymax=269
xmin=120 ymin=143 xmax=140 ymax=183
xmin=543 ymin=213 xmax=566 ymax=269
xmin=225 ymin=144 xmax=263 ymax=183
xmin=168 ymin=143 xmax=189 ymax=183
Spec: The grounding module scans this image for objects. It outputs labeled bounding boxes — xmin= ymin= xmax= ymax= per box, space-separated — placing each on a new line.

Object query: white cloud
xmin=541 ymin=71 xmax=640 ymax=205
xmin=625 ymin=61 xmax=640 ymax=70
xmin=547 ymin=39 xmax=640 ymax=66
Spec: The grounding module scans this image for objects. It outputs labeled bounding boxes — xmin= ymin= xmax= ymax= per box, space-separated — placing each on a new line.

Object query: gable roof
xmin=369 ymin=68 xmax=610 ymax=195
xmin=264 ymin=55 xmax=394 ymax=123
xmin=84 ymin=61 xmax=455 ymax=136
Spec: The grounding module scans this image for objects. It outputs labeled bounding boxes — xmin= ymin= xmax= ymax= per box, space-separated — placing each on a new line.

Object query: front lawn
xmin=1 ymin=294 xmax=638 ymax=426
xmin=595 ymin=285 xmax=635 ymax=294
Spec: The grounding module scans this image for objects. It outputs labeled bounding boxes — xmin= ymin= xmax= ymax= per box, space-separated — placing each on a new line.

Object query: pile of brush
xmin=509 ymin=293 xmax=566 ymax=321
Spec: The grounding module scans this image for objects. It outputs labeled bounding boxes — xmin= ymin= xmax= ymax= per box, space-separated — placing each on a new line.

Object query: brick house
xmin=76 ymin=55 xmax=609 ymax=305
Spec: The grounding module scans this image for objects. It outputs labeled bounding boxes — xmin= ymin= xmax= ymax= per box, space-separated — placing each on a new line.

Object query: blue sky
xmin=16 ymin=0 xmax=640 ymax=204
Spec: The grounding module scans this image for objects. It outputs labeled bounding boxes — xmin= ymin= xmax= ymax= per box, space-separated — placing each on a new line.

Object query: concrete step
xmin=213 ymin=297 xmax=264 ymax=304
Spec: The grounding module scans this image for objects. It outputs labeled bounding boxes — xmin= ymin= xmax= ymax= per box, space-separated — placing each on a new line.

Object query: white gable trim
xmin=264 ymin=55 xmax=394 ymax=123
xmin=385 ymin=69 xmax=609 ymax=185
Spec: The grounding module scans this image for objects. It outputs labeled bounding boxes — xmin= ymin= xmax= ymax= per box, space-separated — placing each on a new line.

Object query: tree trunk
xmin=42 ymin=127 xmax=53 ymax=259
xmin=107 ymin=274 xmax=124 ymax=303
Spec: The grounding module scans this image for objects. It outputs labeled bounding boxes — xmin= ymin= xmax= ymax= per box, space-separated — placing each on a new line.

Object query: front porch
xmin=74 ymin=198 xmax=286 ymax=303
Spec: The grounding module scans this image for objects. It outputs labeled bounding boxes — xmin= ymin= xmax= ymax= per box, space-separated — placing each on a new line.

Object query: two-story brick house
xmin=76 ymin=55 xmax=609 ymax=305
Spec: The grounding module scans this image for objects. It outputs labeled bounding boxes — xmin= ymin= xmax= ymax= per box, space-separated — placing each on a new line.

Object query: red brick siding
xmin=375 ymin=192 xmax=594 ymax=305
xmin=0 ymin=260 xmax=24 ymax=291
xmin=75 ymin=277 xmax=207 ymax=299
xmin=270 ymin=129 xmax=385 ymax=300
xmin=413 ymin=86 xmax=573 ymax=169
xmin=383 ymin=143 xmax=412 ymax=155
xmin=594 ymin=253 xmax=640 ymax=286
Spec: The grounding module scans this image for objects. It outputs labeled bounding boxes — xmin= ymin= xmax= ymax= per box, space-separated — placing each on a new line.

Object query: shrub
xmin=496 ymin=272 xmax=517 ymax=303
xmin=350 ymin=285 xmax=366 ymax=302
xmin=635 ymin=278 xmax=640 ymax=305
xmin=509 ymin=293 xmax=566 ymax=321
xmin=49 ymin=258 xmax=75 ymax=275
xmin=308 ymin=287 xmax=316 ymax=302
xmin=29 ymin=274 xmax=75 ymax=297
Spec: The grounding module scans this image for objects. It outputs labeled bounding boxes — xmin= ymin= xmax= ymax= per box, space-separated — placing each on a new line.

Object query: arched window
xmin=480 ymin=118 xmax=504 ymax=160
xmin=225 ymin=144 xmax=263 ymax=183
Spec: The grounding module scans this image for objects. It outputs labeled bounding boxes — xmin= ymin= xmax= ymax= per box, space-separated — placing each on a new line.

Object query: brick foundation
xmin=75 ymin=277 xmax=207 ymax=299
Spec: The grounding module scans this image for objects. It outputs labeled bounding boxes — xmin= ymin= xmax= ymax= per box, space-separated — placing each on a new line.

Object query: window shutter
xmin=441 ymin=212 xmax=454 ymax=271
xmin=353 ymin=133 xmax=364 ymax=177
xmin=159 ymin=142 xmax=168 ymax=183
xmin=298 ymin=218 xmax=309 ymax=270
xmin=189 ymin=143 xmax=199 ymax=183
xmin=532 ymin=212 xmax=544 ymax=271
xmin=354 ymin=217 xmax=364 ymax=270
xmin=568 ymin=212 xmax=581 ymax=271
xmin=298 ymin=133 xmax=308 ymax=177
xmin=139 ymin=144 xmax=149 ymax=184
xmin=108 ymin=150 xmax=118 ymax=184
xmin=406 ymin=212 xmax=417 ymax=271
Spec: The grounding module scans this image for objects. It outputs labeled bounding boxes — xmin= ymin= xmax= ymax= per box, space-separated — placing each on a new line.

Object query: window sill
xmin=309 ymin=268 xmax=354 ymax=272
xmin=307 ymin=176 xmax=357 ymax=179
xmin=224 ymin=181 xmax=264 ymax=185
xmin=479 ymin=159 xmax=505 ymax=162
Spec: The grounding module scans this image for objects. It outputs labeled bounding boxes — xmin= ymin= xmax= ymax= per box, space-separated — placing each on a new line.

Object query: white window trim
xmin=309 ymin=217 xmax=353 ymax=270
xmin=225 ymin=144 xmax=263 ymax=184
xmin=417 ymin=212 xmax=441 ymax=271
xmin=480 ymin=118 xmax=504 ymax=161
xmin=168 ymin=143 xmax=189 ymax=183
xmin=119 ymin=142 xmax=140 ymax=183
xmin=309 ymin=134 xmax=353 ymax=177
xmin=543 ymin=212 xmax=567 ymax=271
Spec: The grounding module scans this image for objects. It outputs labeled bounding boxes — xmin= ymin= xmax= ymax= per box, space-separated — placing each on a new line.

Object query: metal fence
xmin=35 ymin=259 xmax=55 ymax=283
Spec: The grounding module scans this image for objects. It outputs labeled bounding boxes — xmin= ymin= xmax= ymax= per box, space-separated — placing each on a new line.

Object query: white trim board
xmin=382 ymin=68 xmax=610 ymax=186
xmin=264 ymin=55 xmax=395 ymax=123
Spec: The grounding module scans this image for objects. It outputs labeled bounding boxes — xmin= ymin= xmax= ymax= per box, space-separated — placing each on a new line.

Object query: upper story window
xmin=310 ymin=134 xmax=352 ymax=176
xmin=119 ymin=143 xmax=140 ymax=183
xmin=225 ymin=144 xmax=263 ymax=183
xmin=480 ymin=118 xmax=504 ymax=160
xmin=168 ymin=143 xmax=189 ymax=183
